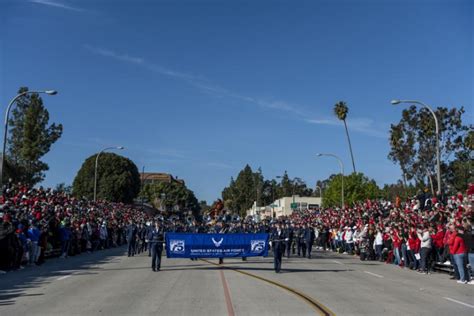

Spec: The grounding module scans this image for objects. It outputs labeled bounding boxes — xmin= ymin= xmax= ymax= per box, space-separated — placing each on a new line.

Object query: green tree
xmin=388 ymin=122 xmax=415 ymax=190
xmin=389 ymin=105 xmax=470 ymax=192
xmin=443 ymin=129 xmax=474 ymax=193
xmin=322 ymin=173 xmax=380 ymax=208
xmin=72 ymin=153 xmax=140 ymax=203
xmin=141 ymin=181 xmax=200 ymax=216
xmin=334 ymin=101 xmax=356 ymax=173
xmin=55 ymin=183 xmax=72 ymax=194
xmin=6 ymin=87 xmax=63 ymax=185
xmin=222 ymin=166 xmax=315 ymax=215
xmin=380 ymin=181 xmax=417 ymax=202
xmin=277 ymin=171 xmax=293 ymax=197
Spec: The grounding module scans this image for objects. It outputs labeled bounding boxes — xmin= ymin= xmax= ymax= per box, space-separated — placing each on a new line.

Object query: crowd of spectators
xmin=284 ymin=185 xmax=474 ymax=285
xmin=0 ymin=182 xmax=151 ymax=273
xmin=2 ymin=181 xmax=473 ymax=286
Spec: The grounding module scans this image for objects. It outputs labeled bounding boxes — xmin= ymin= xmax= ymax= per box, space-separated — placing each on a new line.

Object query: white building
xmin=246 ymin=196 xmax=322 ymax=219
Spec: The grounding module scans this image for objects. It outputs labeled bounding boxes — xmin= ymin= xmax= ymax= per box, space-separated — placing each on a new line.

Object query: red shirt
xmin=431 ymin=230 xmax=445 ymax=248
xmin=448 ymin=232 xmax=458 ymax=254
xmin=392 ymin=234 xmax=401 ymax=249
xmin=408 ymin=235 xmax=421 ymax=253
xmin=451 ymin=234 xmax=466 ymax=255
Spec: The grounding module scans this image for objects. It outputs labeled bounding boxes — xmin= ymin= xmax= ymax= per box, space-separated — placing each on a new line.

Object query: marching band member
xmin=270 ymin=222 xmax=288 ymax=273
xmin=218 ymin=222 xmax=228 ymax=264
xmin=147 ymin=221 xmax=164 ymax=272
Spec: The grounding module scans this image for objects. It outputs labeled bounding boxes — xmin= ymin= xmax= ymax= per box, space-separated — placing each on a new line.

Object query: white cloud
xmin=84 ymin=45 xmax=387 ymax=138
xmin=29 ymin=0 xmax=86 ymax=12
xmin=306 ymin=117 xmax=387 ymax=138
xmin=84 ymin=45 xmax=144 ymax=64
xmin=84 ymin=45 xmax=305 ymax=116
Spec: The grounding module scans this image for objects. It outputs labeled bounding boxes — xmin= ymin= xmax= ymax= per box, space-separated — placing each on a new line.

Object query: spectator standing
xmin=374 ymin=228 xmax=383 ymax=261
xmin=59 ymin=222 xmax=71 ymax=258
xmin=462 ymin=221 xmax=473 ymax=284
xmin=452 ymin=226 xmax=468 ymax=284
xmin=408 ymin=229 xmax=421 ymax=270
xmin=418 ymin=226 xmax=432 ymax=274
xmin=344 ymin=227 xmax=354 ymax=254
xmin=27 ymin=222 xmax=41 ymax=265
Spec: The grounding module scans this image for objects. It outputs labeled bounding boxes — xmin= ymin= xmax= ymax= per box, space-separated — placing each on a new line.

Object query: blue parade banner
xmin=165 ymin=233 xmax=269 ymax=258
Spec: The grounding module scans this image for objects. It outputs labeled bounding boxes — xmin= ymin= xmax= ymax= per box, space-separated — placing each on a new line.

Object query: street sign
xmin=290 ymin=203 xmax=298 ymax=209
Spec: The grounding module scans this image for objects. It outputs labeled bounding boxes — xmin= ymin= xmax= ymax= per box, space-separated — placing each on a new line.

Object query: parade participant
xmin=190 ymin=220 xmax=202 ymax=261
xmin=126 ymin=220 xmax=138 ymax=257
xmin=270 ymin=222 xmax=287 ymax=273
xmin=284 ymin=222 xmax=294 ymax=258
xmin=147 ymin=221 xmax=164 ymax=272
xmin=137 ymin=223 xmax=146 ymax=255
xmin=218 ymin=222 xmax=228 ymax=264
xmin=296 ymin=223 xmax=306 ymax=257
xmin=241 ymin=223 xmax=249 ymax=261
xmin=303 ymin=222 xmax=315 ymax=259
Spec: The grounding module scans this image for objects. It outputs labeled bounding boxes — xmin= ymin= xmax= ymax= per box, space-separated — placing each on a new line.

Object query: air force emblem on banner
xmin=250 ymin=240 xmax=266 ymax=252
xmin=212 ymin=237 xmax=224 ymax=247
xmin=170 ymin=240 xmax=185 ymax=254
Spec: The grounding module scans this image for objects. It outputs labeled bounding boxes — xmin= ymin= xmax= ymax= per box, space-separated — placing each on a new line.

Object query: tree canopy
xmin=72 ymin=153 xmax=140 ymax=203
xmin=388 ymin=105 xmax=471 ymax=193
xmin=140 ymin=181 xmax=200 ymax=216
xmin=321 ymin=173 xmax=380 ymax=208
xmin=221 ymin=165 xmax=315 ymax=216
xmin=6 ymin=87 xmax=63 ymax=185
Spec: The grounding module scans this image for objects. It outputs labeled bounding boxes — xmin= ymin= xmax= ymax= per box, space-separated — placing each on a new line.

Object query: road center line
xmin=364 ymin=271 xmax=384 ymax=278
xmin=443 ymin=297 xmax=474 ymax=309
xmin=219 ymin=270 xmax=235 ymax=316
xmin=57 ymin=275 xmax=71 ymax=280
xmin=201 ymin=259 xmax=335 ymax=316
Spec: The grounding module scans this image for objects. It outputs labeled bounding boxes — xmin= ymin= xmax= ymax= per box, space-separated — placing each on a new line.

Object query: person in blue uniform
xmin=126 ymin=220 xmax=138 ymax=257
xmin=147 ymin=221 xmax=164 ymax=272
xmin=270 ymin=222 xmax=288 ymax=273
xmin=303 ymin=223 xmax=315 ymax=259
xmin=284 ymin=222 xmax=294 ymax=258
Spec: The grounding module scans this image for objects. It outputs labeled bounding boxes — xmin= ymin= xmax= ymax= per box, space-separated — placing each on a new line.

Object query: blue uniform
xmin=270 ymin=228 xmax=286 ymax=273
xmin=147 ymin=227 xmax=164 ymax=271
xmin=126 ymin=224 xmax=138 ymax=257
xmin=303 ymin=227 xmax=315 ymax=259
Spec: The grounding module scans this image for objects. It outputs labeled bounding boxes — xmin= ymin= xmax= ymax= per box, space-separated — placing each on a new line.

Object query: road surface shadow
xmin=0 ymin=247 xmax=126 ymax=306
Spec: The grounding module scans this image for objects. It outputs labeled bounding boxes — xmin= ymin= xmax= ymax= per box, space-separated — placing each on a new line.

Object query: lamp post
xmin=275 ymin=175 xmax=283 ymax=218
xmin=0 ymin=90 xmax=58 ymax=187
xmin=315 ymin=184 xmax=323 ymax=201
xmin=316 ymin=153 xmax=344 ymax=209
xmin=391 ymin=99 xmax=441 ymax=195
xmin=93 ymin=146 xmax=124 ymax=202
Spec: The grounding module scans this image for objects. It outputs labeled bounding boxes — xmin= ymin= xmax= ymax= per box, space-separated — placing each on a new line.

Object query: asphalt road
xmin=1 ymin=247 xmax=472 ymax=316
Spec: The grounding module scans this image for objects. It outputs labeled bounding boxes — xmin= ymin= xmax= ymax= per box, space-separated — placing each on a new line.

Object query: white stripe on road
xmin=443 ymin=297 xmax=474 ymax=309
xmin=363 ymin=271 xmax=384 ymax=278
xmin=57 ymin=275 xmax=71 ymax=280
xmin=332 ymin=260 xmax=343 ymax=265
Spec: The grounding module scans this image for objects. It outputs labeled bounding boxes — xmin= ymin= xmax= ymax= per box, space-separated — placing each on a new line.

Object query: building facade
xmin=140 ymin=172 xmax=185 ymax=186
xmin=246 ymin=195 xmax=322 ymax=219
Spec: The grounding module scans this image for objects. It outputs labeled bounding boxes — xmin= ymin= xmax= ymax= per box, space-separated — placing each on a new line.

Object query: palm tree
xmin=334 ymin=101 xmax=356 ymax=173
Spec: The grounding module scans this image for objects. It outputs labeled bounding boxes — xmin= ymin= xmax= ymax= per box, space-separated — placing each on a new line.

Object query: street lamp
xmin=0 ymin=90 xmax=58 ymax=187
xmin=316 ymin=153 xmax=344 ymax=209
xmin=315 ymin=185 xmax=323 ymax=201
xmin=391 ymin=99 xmax=441 ymax=195
xmin=93 ymin=146 xmax=124 ymax=202
xmin=274 ymin=175 xmax=283 ymax=218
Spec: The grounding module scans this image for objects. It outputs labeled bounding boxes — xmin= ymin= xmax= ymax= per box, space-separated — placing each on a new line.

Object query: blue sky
xmin=1 ymin=0 xmax=472 ymax=203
